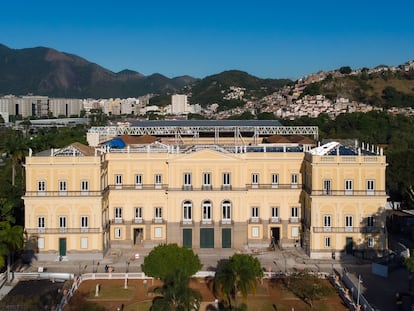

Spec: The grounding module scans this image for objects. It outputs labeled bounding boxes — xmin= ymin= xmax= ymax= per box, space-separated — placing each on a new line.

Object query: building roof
xmin=130 ymin=120 xmax=283 ymax=127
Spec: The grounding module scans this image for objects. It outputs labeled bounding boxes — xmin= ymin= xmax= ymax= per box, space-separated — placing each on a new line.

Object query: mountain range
xmin=0 ymin=44 xmax=197 ymax=98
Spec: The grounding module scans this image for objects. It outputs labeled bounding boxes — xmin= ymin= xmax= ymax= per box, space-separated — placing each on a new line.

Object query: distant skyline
xmin=2 ymin=0 xmax=414 ymax=80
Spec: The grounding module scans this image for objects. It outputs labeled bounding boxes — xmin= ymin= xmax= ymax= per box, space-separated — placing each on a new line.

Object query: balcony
xmin=26 ymin=228 xmax=100 ymax=234
xmin=221 ymin=219 xmax=232 ymax=225
xmin=201 ymin=219 xmax=213 ymax=226
xmin=182 ymin=185 xmax=193 ymax=191
xmin=24 ymin=190 xmax=103 ymax=197
xmin=313 ymin=226 xmax=383 ymax=233
xmin=134 ymin=218 xmax=143 ymax=224
xmin=153 ymin=218 xmax=164 ymax=224
xmin=269 ymin=217 xmax=281 ymax=224
xmin=305 ymin=188 xmax=387 ymax=196
xmin=249 ymin=217 xmax=261 ymax=224
xmin=181 ymin=220 xmax=193 ymax=226
xmin=289 ymin=217 xmax=300 ymax=223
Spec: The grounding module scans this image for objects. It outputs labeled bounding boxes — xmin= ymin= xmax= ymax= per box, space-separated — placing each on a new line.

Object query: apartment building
xmin=23 ymin=120 xmax=387 ymax=261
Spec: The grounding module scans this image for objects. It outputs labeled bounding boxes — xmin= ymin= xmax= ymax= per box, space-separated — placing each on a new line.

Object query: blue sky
xmin=1 ymin=0 xmax=414 ymax=79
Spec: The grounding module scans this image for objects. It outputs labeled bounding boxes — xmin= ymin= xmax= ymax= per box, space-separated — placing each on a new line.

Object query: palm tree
xmin=214 ymin=254 xmax=264 ymax=310
xmin=0 ymin=221 xmax=24 ymax=281
xmin=149 ymin=271 xmax=201 ymax=311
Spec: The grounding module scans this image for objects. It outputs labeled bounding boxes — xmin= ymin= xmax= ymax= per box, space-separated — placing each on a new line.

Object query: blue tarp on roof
xmin=105 ymin=137 xmax=126 ymax=148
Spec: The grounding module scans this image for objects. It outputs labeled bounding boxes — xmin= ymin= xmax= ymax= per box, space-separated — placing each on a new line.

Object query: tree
xmin=284 ymin=270 xmax=334 ymax=309
xmin=0 ymin=221 xmax=23 ymax=281
xmin=214 ymin=253 xmax=263 ymax=310
xmin=142 ymin=244 xmax=202 ymax=310
xmin=339 ymin=66 xmax=352 ymax=74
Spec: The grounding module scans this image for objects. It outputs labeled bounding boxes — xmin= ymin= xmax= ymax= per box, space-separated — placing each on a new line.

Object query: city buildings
xmin=23 ymin=120 xmax=388 ymax=261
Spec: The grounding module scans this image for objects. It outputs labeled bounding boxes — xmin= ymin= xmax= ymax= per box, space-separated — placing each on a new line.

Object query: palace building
xmin=23 ymin=120 xmax=388 ymax=261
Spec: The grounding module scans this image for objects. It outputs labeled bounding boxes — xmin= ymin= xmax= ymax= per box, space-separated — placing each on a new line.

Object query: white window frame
xmin=251 ymin=173 xmax=259 ymax=188
xmin=345 ymin=215 xmax=353 ymax=232
xmin=59 ymin=216 xmax=67 ymax=232
xmin=345 ymin=179 xmax=353 ymax=195
xmin=115 ymin=207 xmax=123 ymax=223
xmin=37 ymin=180 xmax=46 ymax=195
xmin=154 ymin=227 xmax=163 ymax=238
xmin=183 ymin=173 xmax=192 ymax=190
xmin=81 ymin=216 xmax=89 ymax=232
xmin=291 ymin=173 xmax=299 ymax=188
xmin=290 ymin=206 xmax=299 ymax=223
xmin=183 ymin=201 xmax=192 ymax=223
xmin=271 ymin=173 xmax=279 ymax=188
xmin=81 ymin=180 xmax=89 ymax=194
xmin=134 ymin=207 xmax=143 ymax=223
xmin=59 ymin=180 xmax=67 ymax=195
xmin=155 ymin=174 xmax=162 ymax=189
xmin=222 ymin=172 xmax=231 ymax=189
xmin=135 ymin=174 xmax=143 ymax=189
xmin=271 ymin=206 xmax=279 ymax=223
xmin=114 ymin=228 xmax=121 ymax=239
xmin=251 ymin=206 xmax=259 ymax=222
xmin=366 ymin=179 xmax=375 ymax=195
xmin=323 ymin=215 xmax=332 ymax=232
xmin=202 ymin=201 xmax=212 ymax=223
xmin=37 ymin=216 xmax=45 ymax=233
xmin=38 ymin=237 xmax=45 ymax=249
xmin=291 ymin=227 xmax=299 ymax=238
xmin=251 ymin=226 xmax=259 ymax=238
xmin=80 ymin=237 xmax=88 ymax=249
xmin=323 ymin=179 xmax=332 ymax=195
xmin=222 ymin=200 xmax=231 ymax=223
xmin=202 ymin=172 xmax=212 ymax=190
xmin=154 ymin=207 xmax=162 ymax=222
xmin=115 ymin=174 xmax=123 ymax=189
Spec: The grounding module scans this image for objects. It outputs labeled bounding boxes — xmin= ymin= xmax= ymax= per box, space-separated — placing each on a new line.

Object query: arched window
xmin=183 ymin=200 xmax=192 ymax=222
xmin=222 ymin=200 xmax=231 ymax=223
xmin=202 ymin=200 xmax=212 ymax=223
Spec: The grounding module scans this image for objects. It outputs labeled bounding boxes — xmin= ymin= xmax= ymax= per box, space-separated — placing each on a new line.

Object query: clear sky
xmin=1 ymin=0 xmax=413 ymax=80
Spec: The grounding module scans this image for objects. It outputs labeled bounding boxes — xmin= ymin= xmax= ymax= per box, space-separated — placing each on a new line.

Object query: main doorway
xmin=133 ymin=228 xmax=144 ymax=245
xmin=270 ymin=227 xmax=280 ymax=249
xmin=59 ymin=238 xmax=66 ymax=257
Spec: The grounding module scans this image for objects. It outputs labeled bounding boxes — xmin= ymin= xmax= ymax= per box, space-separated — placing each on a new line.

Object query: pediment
xmin=173 ymin=148 xmax=240 ymax=162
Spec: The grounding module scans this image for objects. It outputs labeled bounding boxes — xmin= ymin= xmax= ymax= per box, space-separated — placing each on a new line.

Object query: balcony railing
xmin=26 ymin=228 xmax=100 ymax=234
xmin=269 ymin=217 xmax=281 ymax=223
xmin=289 ymin=217 xmax=300 ymax=223
xmin=305 ymin=188 xmax=387 ymax=196
xmin=313 ymin=226 xmax=383 ymax=233
xmin=249 ymin=217 xmax=262 ymax=224
xmin=24 ymin=190 xmax=103 ymax=197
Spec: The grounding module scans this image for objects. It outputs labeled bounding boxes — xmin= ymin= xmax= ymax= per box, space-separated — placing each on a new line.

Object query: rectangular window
xmin=155 ymin=174 xmax=162 ymax=189
xmin=368 ymin=237 xmax=375 ymax=248
xmin=323 ymin=179 xmax=332 ymax=195
xmin=345 ymin=179 xmax=353 ymax=195
xmin=251 ymin=173 xmax=259 ymax=188
xmin=38 ymin=237 xmax=45 ymax=249
xmin=183 ymin=202 xmax=192 ymax=221
xmin=134 ymin=207 xmax=143 ymax=223
xmin=323 ymin=215 xmax=332 ymax=232
xmin=37 ymin=180 xmax=46 ymax=194
xmin=154 ymin=227 xmax=162 ymax=238
xmin=115 ymin=207 xmax=123 ymax=223
xmin=114 ymin=228 xmax=121 ymax=239
xmin=291 ymin=173 xmax=299 ymax=188
xmin=271 ymin=173 xmax=279 ymax=188
xmin=135 ymin=174 xmax=143 ymax=189
xmin=59 ymin=216 xmax=67 ymax=232
xmin=81 ymin=216 xmax=89 ymax=232
xmin=115 ymin=174 xmax=123 ymax=189
xmin=367 ymin=216 xmax=374 ymax=227
xmin=155 ymin=207 xmax=162 ymax=222
xmin=202 ymin=202 xmax=212 ymax=222
xmin=81 ymin=180 xmax=89 ymax=194
xmin=291 ymin=227 xmax=299 ymax=238
xmin=345 ymin=215 xmax=353 ymax=231
xmin=252 ymin=226 xmax=259 ymax=238
xmin=222 ymin=172 xmax=231 ymax=189
xmin=271 ymin=206 xmax=279 ymax=222
xmin=202 ymin=173 xmax=211 ymax=190
xmin=59 ymin=180 xmax=67 ymax=195
xmin=290 ymin=207 xmax=299 ymax=223
xmin=366 ymin=179 xmax=375 ymax=195
xmin=80 ymin=237 xmax=88 ymax=249
xmin=251 ymin=206 xmax=259 ymax=222
xmin=324 ymin=236 xmax=331 ymax=248
xmin=37 ymin=216 xmax=45 ymax=233
xmin=183 ymin=173 xmax=192 ymax=190
xmin=222 ymin=201 xmax=231 ymax=221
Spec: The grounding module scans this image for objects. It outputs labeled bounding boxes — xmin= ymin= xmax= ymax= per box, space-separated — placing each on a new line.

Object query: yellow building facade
xmin=23 ymin=121 xmax=387 ymax=260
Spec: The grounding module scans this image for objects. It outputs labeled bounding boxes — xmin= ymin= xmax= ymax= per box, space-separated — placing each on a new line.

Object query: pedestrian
xmin=105 ymin=264 xmax=109 ymax=272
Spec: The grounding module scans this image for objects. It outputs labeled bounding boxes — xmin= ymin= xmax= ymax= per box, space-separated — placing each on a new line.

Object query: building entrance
xmin=133 ymin=228 xmax=143 ymax=245
xmin=270 ymin=227 xmax=280 ymax=249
